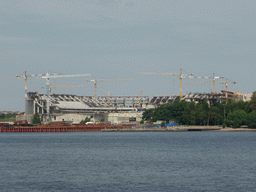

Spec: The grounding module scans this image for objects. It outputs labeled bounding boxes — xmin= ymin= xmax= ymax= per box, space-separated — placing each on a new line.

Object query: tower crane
xmin=133 ymin=91 xmax=142 ymax=111
xmin=38 ymin=72 xmax=91 ymax=121
xmin=95 ymin=85 xmax=111 ymax=110
xmin=188 ymin=79 xmax=237 ymax=103
xmin=41 ymin=85 xmax=86 ymax=96
xmin=86 ymin=78 xmax=134 ymax=98
xmin=187 ymin=73 xmax=224 ymax=93
xmin=16 ymin=71 xmax=42 ymax=113
xmin=138 ymin=68 xmax=193 ymax=101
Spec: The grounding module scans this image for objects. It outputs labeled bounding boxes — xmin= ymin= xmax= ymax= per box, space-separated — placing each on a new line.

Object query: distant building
xmin=0 ymin=111 xmax=21 ymax=115
xmin=233 ymin=91 xmax=252 ymax=102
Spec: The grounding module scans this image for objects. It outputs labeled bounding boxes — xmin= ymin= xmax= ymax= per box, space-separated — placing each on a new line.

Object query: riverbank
xmin=101 ymin=126 xmax=256 ymax=132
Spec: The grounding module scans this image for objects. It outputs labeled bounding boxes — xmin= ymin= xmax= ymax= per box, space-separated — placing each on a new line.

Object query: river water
xmin=0 ymin=131 xmax=255 ymax=191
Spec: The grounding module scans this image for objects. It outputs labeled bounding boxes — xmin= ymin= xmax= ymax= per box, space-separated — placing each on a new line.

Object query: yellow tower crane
xmin=86 ymin=78 xmax=134 ymax=98
xmin=138 ymin=68 xmax=193 ymax=101
xmin=133 ymin=91 xmax=143 ymax=111
xmin=188 ymin=73 xmax=224 ymax=93
xmin=95 ymin=85 xmax=111 ymax=111
xmin=188 ymin=79 xmax=237 ymax=103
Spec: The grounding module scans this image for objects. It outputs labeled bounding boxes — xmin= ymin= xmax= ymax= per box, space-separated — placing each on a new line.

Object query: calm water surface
xmin=0 ymin=131 xmax=255 ymax=191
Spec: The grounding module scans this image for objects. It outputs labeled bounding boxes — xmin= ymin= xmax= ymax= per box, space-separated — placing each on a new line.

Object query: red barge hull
xmin=0 ymin=122 xmax=131 ymax=133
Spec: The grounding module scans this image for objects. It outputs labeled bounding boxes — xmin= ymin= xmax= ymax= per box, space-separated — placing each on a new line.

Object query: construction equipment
xmin=138 ymin=68 xmax=193 ymax=101
xmin=94 ymin=85 xmax=111 ymax=109
xmin=39 ymin=72 xmax=91 ymax=121
xmin=41 ymin=85 xmax=86 ymax=95
xmin=107 ymin=90 xmax=110 ymax=112
xmin=187 ymin=73 xmax=224 ymax=93
xmin=86 ymin=78 xmax=134 ymax=98
xmin=16 ymin=71 xmax=42 ymax=113
xmin=133 ymin=91 xmax=142 ymax=111
xmin=189 ymin=78 xmax=237 ymax=103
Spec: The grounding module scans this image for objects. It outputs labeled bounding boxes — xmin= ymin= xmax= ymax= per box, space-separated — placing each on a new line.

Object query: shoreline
xmin=101 ymin=126 xmax=256 ymax=132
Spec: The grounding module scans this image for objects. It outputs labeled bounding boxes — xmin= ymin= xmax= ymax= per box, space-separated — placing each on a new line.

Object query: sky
xmin=1 ymin=0 xmax=255 ymax=112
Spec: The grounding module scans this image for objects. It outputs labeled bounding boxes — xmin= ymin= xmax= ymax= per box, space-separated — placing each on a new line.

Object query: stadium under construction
xmin=16 ymin=90 xmax=239 ymax=124
xmin=16 ymin=70 xmax=251 ymax=125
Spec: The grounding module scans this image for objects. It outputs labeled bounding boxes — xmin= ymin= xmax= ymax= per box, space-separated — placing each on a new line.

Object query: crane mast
xmin=133 ymin=91 xmax=143 ymax=111
xmin=187 ymin=73 xmax=225 ymax=93
xmin=39 ymin=72 xmax=91 ymax=122
xmin=188 ymin=78 xmax=237 ymax=104
xmin=16 ymin=71 xmax=41 ymax=113
xmin=180 ymin=69 xmax=183 ymax=101
xmin=225 ymin=79 xmax=228 ymax=104
xmin=138 ymin=68 xmax=193 ymax=101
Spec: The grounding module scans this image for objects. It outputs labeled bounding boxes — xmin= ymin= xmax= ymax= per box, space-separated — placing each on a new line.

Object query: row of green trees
xmin=32 ymin=112 xmax=41 ymax=124
xmin=142 ymin=92 xmax=256 ymax=128
xmin=0 ymin=113 xmax=16 ymax=119
xmin=80 ymin=117 xmax=91 ymax=124
xmin=80 ymin=117 xmax=105 ymax=124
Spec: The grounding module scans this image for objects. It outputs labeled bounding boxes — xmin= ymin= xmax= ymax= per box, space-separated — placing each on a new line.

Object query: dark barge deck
xmin=0 ymin=122 xmax=131 ymax=133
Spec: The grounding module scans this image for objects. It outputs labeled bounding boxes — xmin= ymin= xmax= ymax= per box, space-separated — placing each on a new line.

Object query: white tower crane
xmin=188 ymin=78 xmax=237 ymax=103
xmin=39 ymin=72 xmax=91 ymax=121
xmin=187 ymin=73 xmax=224 ymax=93
xmin=16 ymin=71 xmax=42 ymax=113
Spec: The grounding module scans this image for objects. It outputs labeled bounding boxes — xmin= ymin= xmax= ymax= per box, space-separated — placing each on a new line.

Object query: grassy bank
xmin=0 ymin=117 xmax=16 ymax=122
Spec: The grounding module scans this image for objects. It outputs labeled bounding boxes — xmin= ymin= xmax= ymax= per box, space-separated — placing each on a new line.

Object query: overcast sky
xmin=1 ymin=0 xmax=255 ymax=111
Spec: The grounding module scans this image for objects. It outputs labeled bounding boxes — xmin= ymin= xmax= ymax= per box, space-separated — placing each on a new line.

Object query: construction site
xmin=15 ymin=70 xmax=252 ymax=125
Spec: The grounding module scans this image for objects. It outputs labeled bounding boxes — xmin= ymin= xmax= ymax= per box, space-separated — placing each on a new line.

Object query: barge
xmin=0 ymin=121 xmax=132 ymax=133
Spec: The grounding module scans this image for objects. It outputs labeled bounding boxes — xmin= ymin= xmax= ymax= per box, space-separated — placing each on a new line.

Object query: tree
xmin=100 ymin=118 xmax=105 ymax=123
xmin=226 ymin=109 xmax=247 ymax=128
xmin=6 ymin=113 xmax=11 ymax=118
xmin=248 ymin=91 xmax=256 ymax=112
xmin=171 ymin=101 xmax=187 ymax=123
xmin=195 ymin=102 xmax=208 ymax=125
xmin=161 ymin=121 xmax=166 ymax=127
xmin=236 ymin=100 xmax=249 ymax=113
xmin=140 ymin=119 xmax=144 ymax=124
xmin=226 ymin=99 xmax=237 ymax=114
xmin=181 ymin=102 xmax=198 ymax=125
xmin=0 ymin=113 xmax=5 ymax=119
xmin=142 ymin=109 xmax=154 ymax=121
xmin=80 ymin=117 xmax=91 ymax=124
xmin=32 ymin=112 xmax=41 ymax=124
xmin=190 ymin=110 xmax=197 ymax=125
xmin=181 ymin=105 xmax=192 ymax=125
xmin=208 ymin=106 xmax=222 ymax=125
xmin=247 ymin=111 xmax=256 ymax=128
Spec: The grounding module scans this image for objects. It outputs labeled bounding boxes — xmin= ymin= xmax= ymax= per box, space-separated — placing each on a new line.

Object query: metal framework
xmin=138 ymin=68 xmax=193 ymax=101
xmin=27 ymin=92 xmax=150 ymax=115
xmin=39 ymin=72 xmax=91 ymax=120
xmin=86 ymin=78 xmax=134 ymax=98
